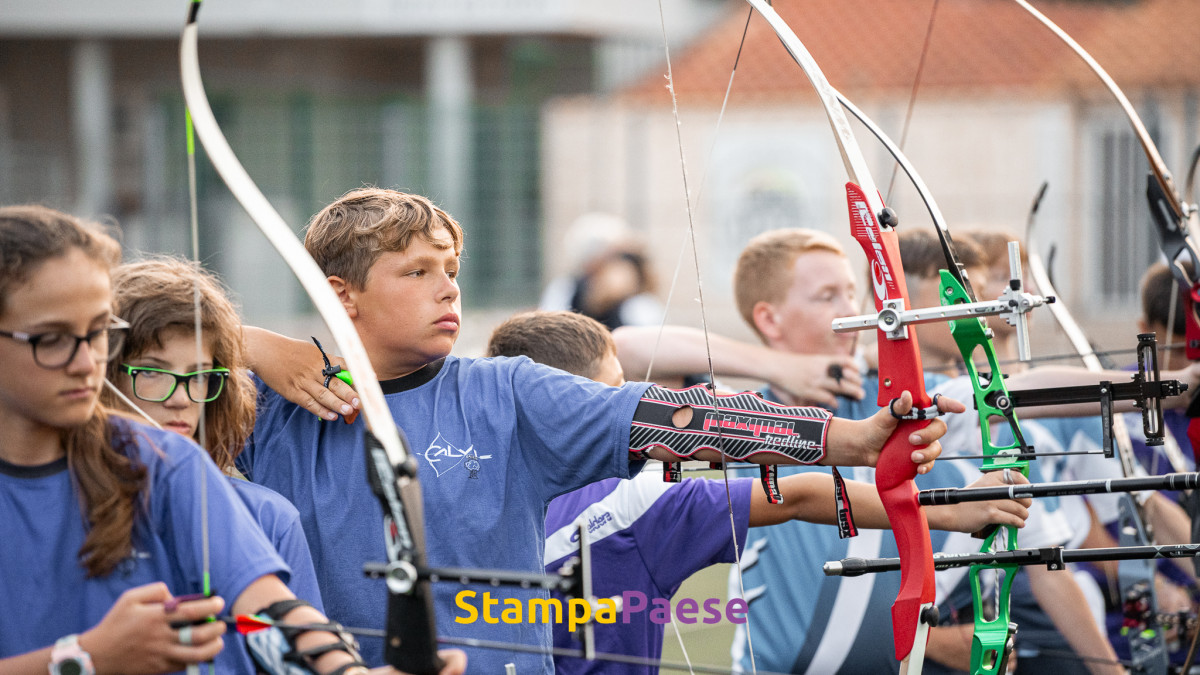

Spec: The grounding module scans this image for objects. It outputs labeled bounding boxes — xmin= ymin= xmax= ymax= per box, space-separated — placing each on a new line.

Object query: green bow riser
xmin=940 ymin=269 xmax=1030 ymax=675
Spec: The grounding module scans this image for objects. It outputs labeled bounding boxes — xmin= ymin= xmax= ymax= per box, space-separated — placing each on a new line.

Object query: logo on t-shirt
xmin=569 ymin=511 xmax=614 ymax=542
xmin=116 ymin=547 xmax=152 ymax=577
xmin=423 ymin=432 xmax=492 ymax=477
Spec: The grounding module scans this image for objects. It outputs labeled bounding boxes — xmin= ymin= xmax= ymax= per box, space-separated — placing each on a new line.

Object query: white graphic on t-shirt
xmin=117 ymin=548 xmax=152 ymax=577
xmin=423 ymin=432 xmax=492 ymax=477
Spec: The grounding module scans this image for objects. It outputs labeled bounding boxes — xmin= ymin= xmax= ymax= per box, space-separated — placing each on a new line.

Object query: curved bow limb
xmin=740 ymin=2 xmax=937 ymax=670
xmin=1012 ymin=0 xmax=1200 ymax=364
xmin=179 ymin=4 xmax=440 ymax=672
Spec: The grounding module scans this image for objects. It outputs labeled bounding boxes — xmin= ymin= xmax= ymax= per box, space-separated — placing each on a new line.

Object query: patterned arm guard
xmin=631 ymin=385 xmax=831 ymax=465
xmin=246 ymin=599 xmax=366 ymax=675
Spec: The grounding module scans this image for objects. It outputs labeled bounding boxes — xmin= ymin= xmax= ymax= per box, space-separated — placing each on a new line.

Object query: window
xmin=1089 ymin=107 xmax=1161 ymax=305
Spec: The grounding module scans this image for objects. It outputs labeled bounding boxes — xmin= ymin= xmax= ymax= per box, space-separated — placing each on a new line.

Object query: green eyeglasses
xmin=121 ymin=365 xmax=230 ymax=403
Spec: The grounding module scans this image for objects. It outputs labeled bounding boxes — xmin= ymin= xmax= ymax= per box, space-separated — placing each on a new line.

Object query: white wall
xmin=541 ymin=89 xmax=1198 ymax=354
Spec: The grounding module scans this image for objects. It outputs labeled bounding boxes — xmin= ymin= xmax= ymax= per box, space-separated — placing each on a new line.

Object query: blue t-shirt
xmin=545 ymin=473 xmax=753 ymax=674
xmin=228 ymin=478 xmax=322 ymax=610
xmin=240 ymin=355 xmax=653 ymax=673
xmin=209 ymin=479 xmax=323 ymax=674
xmin=0 ymin=417 xmax=286 ymax=667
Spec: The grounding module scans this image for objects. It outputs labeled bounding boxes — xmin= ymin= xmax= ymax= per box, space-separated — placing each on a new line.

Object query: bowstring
xmin=103 ymin=380 xmax=167 ymax=430
xmin=1157 ymin=280 xmax=1179 ymax=477
xmin=652 ymin=3 xmax=758 ymax=673
xmin=186 ymin=102 xmax=214 ymax=675
xmin=884 ymin=0 xmax=940 ymax=205
xmin=643 ymin=8 xmax=752 ymax=384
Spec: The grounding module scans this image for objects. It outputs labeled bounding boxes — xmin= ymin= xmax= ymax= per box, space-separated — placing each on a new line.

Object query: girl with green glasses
xmin=105 ymin=258 xmax=252 ymax=468
xmin=103 ymin=257 xmax=330 ymax=673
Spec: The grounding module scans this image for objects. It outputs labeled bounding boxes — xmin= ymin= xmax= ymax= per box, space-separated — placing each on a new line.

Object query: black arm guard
xmin=246 ymin=599 xmax=366 ymax=675
xmin=631 ymin=385 xmax=831 ymax=465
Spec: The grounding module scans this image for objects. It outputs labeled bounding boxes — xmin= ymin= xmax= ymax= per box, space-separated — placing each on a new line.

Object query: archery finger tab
xmin=164 ymin=592 xmax=207 ymax=614
xmin=827 ymin=363 xmax=844 ymax=385
xmin=165 ymin=594 xmax=223 ymax=622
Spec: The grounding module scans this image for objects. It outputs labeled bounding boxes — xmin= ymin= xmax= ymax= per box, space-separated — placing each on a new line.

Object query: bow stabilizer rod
xmin=919 ymin=472 xmax=1200 ymax=506
xmin=826 ymin=543 xmax=1200 ymax=577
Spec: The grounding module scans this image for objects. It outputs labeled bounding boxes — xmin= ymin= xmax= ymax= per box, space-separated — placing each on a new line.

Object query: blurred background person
xmin=539 ymin=212 xmax=663 ymax=330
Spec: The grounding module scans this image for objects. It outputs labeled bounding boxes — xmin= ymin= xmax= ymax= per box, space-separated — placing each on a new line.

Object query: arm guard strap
xmin=631 ymin=385 xmax=831 ymax=465
xmin=246 ymin=599 xmax=366 ymax=675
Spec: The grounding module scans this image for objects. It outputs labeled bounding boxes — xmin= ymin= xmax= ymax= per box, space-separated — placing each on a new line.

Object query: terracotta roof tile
xmin=624 ymin=0 xmax=1200 ymax=103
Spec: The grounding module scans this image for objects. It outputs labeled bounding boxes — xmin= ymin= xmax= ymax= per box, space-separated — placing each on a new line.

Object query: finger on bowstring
xmin=296 ymin=378 xmax=352 ymax=422
xmin=326 ymin=376 xmax=360 ymax=409
xmin=326 ymin=376 xmax=360 ymax=424
xmin=165 ymin=595 xmax=224 ymax=624
xmin=831 ymin=356 xmax=864 ymax=387
xmin=304 ymin=381 xmax=358 ymax=423
xmin=838 ymin=382 xmax=866 ymax=401
xmin=176 ymin=620 xmax=225 ymax=645
xmin=825 ymin=368 xmax=864 ymax=401
xmin=164 ymin=634 xmax=225 ymax=666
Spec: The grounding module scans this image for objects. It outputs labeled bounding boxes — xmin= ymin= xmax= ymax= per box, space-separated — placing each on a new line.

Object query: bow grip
xmin=876 ymin=422 xmax=937 ymax=662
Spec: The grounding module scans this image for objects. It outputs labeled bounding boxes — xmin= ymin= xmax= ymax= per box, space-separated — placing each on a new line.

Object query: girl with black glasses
xmin=0 ymin=205 xmax=376 ymax=675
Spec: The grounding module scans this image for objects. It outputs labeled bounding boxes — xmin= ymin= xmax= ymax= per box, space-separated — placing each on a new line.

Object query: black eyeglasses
xmin=0 ymin=316 xmax=130 ymax=369
xmin=120 ymin=365 xmax=231 ymax=403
